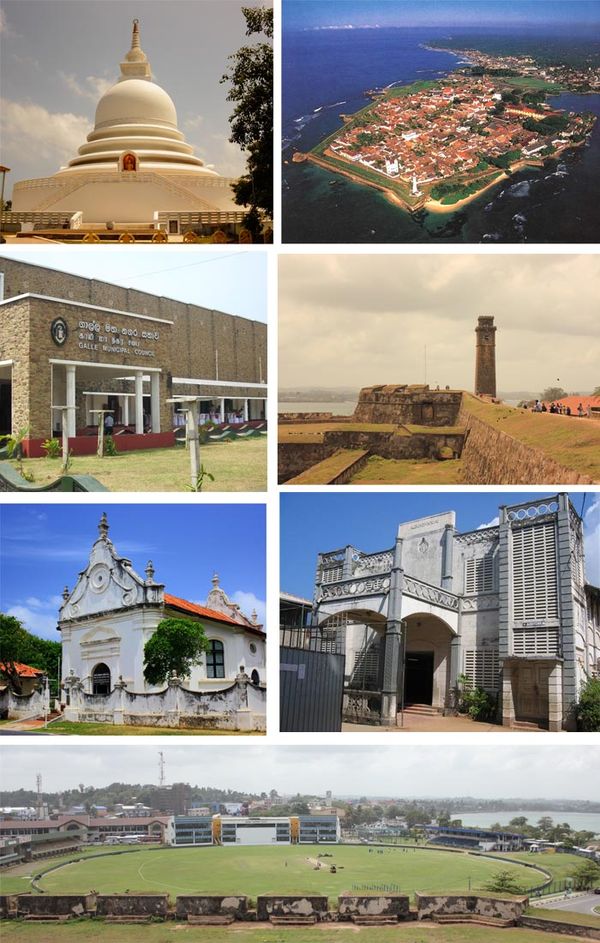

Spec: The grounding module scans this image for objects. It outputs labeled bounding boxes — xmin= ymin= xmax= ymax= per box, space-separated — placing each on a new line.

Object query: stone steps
xmin=351 ymin=915 xmax=399 ymax=925
xmin=402 ymin=703 xmax=441 ymax=716
xmin=270 ymin=915 xmax=318 ymax=925
xmin=23 ymin=915 xmax=70 ymax=922
xmin=104 ymin=915 xmax=157 ymax=923
xmin=186 ymin=915 xmax=235 ymax=925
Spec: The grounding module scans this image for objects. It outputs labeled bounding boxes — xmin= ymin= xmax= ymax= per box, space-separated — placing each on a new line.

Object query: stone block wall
xmin=278 ymin=443 xmax=337 ymax=482
xmin=353 ymin=386 xmax=462 ymax=426
xmin=95 ymin=894 xmax=169 ymax=917
xmin=337 ymin=895 xmax=410 ymax=920
xmin=256 ymin=895 xmax=329 ymax=921
xmin=17 ymin=894 xmax=95 ymax=917
xmin=519 ymin=915 xmax=600 ymax=939
xmin=415 ymin=893 xmax=528 ymax=922
xmin=0 ymin=895 xmax=19 ymax=918
xmin=459 ymin=406 xmax=594 ymax=484
xmin=175 ymin=895 xmax=248 ymax=919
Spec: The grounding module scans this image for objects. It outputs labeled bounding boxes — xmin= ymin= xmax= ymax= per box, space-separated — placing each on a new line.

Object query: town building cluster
xmin=326 ymin=76 xmax=587 ymax=190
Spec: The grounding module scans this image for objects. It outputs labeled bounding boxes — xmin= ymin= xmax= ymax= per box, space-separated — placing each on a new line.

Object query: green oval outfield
xmin=0 ymin=844 xmax=558 ymax=903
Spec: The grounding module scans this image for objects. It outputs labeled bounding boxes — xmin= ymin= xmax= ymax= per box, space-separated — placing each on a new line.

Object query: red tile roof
xmin=0 ymin=662 xmax=44 ymax=677
xmin=163 ymin=593 xmax=264 ymax=635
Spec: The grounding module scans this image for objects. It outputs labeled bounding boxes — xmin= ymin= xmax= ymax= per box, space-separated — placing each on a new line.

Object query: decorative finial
xmin=98 ymin=512 xmax=109 ymax=539
xmin=212 ymin=572 xmax=220 ymax=588
xmin=131 ymin=18 xmax=140 ymax=49
xmin=120 ymin=17 xmax=151 ymax=78
xmin=62 ymin=586 xmax=70 ymax=602
xmin=251 ymin=609 xmax=257 ymax=624
xmin=145 ymin=560 xmax=155 ymax=581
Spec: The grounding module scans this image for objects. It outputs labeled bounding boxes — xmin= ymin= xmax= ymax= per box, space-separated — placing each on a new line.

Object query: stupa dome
xmin=59 ymin=18 xmax=215 ymax=175
xmin=94 ymin=78 xmax=178 ymax=130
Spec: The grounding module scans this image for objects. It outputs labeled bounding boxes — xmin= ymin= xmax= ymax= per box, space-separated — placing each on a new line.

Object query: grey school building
xmin=0 ymin=257 xmax=266 ymax=455
xmin=303 ymin=494 xmax=599 ymax=731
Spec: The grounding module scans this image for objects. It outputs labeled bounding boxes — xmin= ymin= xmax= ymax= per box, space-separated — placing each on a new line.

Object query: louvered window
xmin=465 ymin=556 xmax=494 ymax=595
xmin=464 ymin=649 xmax=499 ymax=691
xmin=322 ymin=565 xmax=343 ymax=584
xmin=513 ymin=628 xmax=560 ymax=656
xmin=512 ymin=521 xmax=558 ymax=621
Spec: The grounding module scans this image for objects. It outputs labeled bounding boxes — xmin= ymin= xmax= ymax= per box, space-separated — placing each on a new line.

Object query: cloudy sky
xmin=281 ymin=491 xmax=600 ymax=598
xmin=278 ymin=254 xmax=600 ymax=394
xmin=0 ymin=743 xmax=597 ymax=798
xmin=1 ymin=248 xmax=268 ymax=323
xmin=0 ymin=504 xmax=266 ymax=640
xmin=0 ymin=0 xmax=271 ymax=193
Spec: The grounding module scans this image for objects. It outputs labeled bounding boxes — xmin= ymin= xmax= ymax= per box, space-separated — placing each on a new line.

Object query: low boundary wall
xmin=520 ymin=915 xmax=600 ymax=939
xmin=16 ymin=894 xmax=95 ymax=918
xmin=415 ymin=893 xmax=528 ymax=922
xmin=96 ymin=894 xmax=169 ymax=918
xmin=337 ymin=895 xmax=410 ymax=920
xmin=175 ymin=895 xmax=248 ymax=919
xmin=256 ymin=895 xmax=329 ymax=921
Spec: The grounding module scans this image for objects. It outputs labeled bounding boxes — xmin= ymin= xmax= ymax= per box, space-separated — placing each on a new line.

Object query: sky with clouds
xmin=0 ymin=0 xmax=271 ymax=195
xmin=279 ymin=254 xmax=600 ymax=395
xmin=0 ymin=248 xmax=268 ymax=323
xmin=0 ymin=743 xmax=597 ymax=799
xmin=281 ymin=491 xmax=599 ymax=599
xmin=0 ymin=504 xmax=266 ymax=640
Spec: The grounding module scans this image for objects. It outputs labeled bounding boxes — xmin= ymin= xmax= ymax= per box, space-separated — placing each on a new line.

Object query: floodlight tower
xmin=36 ymin=773 xmax=43 ymax=819
xmin=158 ymin=751 xmax=166 ymax=787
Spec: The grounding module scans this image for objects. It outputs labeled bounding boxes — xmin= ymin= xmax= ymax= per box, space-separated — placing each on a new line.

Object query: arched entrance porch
xmin=402 ymin=612 xmax=457 ymax=711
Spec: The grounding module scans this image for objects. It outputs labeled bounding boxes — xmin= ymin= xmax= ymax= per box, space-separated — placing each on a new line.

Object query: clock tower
xmin=474 ymin=315 xmax=497 ymax=397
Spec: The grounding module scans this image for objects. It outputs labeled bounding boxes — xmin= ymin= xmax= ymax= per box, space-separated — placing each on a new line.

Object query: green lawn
xmin=10 ymin=438 xmax=267 ymax=492
xmin=351 ymin=456 xmax=463 ymax=484
xmin=492 ymin=851 xmax=583 ymax=884
xmin=288 ymin=449 xmax=369 ymax=484
xmin=39 ymin=721 xmax=261 ymax=737
xmin=0 ymin=845 xmax=158 ymax=894
xmin=11 ymin=844 xmax=544 ymax=904
xmin=0 ymin=923 xmax=586 ymax=943
xmin=461 ymin=396 xmax=600 ymax=481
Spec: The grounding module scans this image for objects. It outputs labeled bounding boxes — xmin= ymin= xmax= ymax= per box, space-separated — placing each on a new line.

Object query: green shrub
xmin=575 ymin=677 xmax=600 ymax=731
xmin=103 ymin=435 xmax=118 ymax=457
xmin=456 ymin=674 xmax=498 ymax=722
xmin=41 ymin=437 xmax=61 ymax=458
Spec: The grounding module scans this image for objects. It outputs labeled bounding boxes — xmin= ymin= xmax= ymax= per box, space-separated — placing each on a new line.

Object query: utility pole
xmin=158 ymin=751 xmax=166 ymax=787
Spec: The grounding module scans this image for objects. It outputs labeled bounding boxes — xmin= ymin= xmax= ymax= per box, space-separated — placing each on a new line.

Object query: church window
xmin=464 ymin=555 xmax=494 ymax=594
xmin=91 ymin=663 xmax=111 ymax=695
xmin=206 ymin=639 xmax=225 ymax=678
xmin=251 ymin=669 xmax=260 ymax=684
xmin=511 ymin=521 xmax=558 ymax=621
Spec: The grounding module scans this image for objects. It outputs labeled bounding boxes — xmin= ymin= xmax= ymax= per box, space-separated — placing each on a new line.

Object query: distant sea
xmin=282 ymin=27 xmax=600 ymax=243
xmin=279 ymin=401 xmax=357 ymax=415
xmin=458 ymin=810 xmax=600 ymax=836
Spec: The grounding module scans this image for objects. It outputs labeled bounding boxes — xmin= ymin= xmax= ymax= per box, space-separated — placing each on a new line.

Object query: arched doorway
xmin=251 ymin=669 xmax=260 ymax=685
xmin=91 ymin=663 xmax=111 ymax=695
xmin=402 ymin=613 xmax=455 ymax=710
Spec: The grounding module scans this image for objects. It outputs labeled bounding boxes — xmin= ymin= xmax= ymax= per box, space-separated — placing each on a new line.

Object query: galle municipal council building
xmin=0 ymin=257 xmax=267 ymax=454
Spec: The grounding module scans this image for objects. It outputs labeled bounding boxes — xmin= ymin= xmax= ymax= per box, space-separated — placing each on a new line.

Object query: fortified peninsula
xmin=296 ymin=49 xmax=597 ymax=214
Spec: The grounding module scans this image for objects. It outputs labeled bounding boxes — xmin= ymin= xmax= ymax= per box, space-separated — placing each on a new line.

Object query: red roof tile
xmin=163 ymin=593 xmax=264 ymax=635
xmin=0 ymin=661 xmax=44 ymax=677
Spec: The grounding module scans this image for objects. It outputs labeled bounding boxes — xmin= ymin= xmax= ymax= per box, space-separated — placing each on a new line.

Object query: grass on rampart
xmin=279 ymin=422 xmax=398 ymax=444
xmin=287 ymin=449 xmax=369 ymax=484
xmin=500 ymin=76 xmax=565 ymax=92
xmin=351 ymin=456 xmax=463 ymax=484
xmin=0 ymin=922 xmax=586 ymax=943
xmin=461 ymin=395 xmax=600 ymax=481
xmin=9 ymin=438 xmax=266 ymax=492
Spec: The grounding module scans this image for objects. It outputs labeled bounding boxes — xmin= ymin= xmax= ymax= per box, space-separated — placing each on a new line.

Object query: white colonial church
xmin=59 ymin=513 xmax=265 ymax=699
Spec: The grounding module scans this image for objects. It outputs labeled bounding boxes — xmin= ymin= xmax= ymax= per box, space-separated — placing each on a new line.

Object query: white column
xmin=65 ymin=365 xmax=76 ymax=439
xmin=150 ymin=372 xmax=161 ymax=433
xmin=122 ymin=395 xmax=129 ymax=427
xmin=219 ymin=397 xmax=225 ymax=423
xmin=243 ymin=399 xmax=249 ymax=421
xmin=187 ymin=408 xmax=200 ymax=488
xmin=135 ymin=370 xmax=144 ymax=434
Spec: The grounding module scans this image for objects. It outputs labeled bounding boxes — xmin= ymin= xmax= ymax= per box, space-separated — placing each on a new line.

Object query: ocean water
xmin=279 ymin=400 xmax=357 ymax=415
xmin=282 ymin=28 xmax=600 ymax=244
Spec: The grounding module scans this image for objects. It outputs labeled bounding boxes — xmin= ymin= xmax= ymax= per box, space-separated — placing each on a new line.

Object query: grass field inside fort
xmin=0 ymin=922 xmax=591 ymax=943
xmin=9 ymin=438 xmax=266 ymax=492
xmin=0 ymin=844 xmax=552 ymax=902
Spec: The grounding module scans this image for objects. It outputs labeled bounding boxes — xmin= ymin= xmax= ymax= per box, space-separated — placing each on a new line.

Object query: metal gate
xmin=280 ymin=626 xmax=345 ymax=732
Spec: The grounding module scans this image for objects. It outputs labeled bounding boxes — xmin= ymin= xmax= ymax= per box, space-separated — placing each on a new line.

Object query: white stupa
xmin=11 ymin=20 xmax=243 ymax=226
